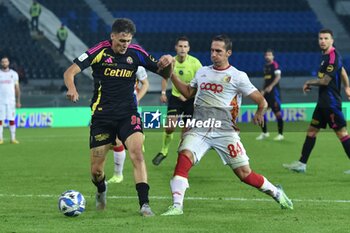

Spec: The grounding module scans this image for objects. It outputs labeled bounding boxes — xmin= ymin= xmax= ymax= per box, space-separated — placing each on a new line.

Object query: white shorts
xmin=178 ymin=129 xmax=250 ymax=169
xmin=0 ymin=103 xmax=16 ymax=121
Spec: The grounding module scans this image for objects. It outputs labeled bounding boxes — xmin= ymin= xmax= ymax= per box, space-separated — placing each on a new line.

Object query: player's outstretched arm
xmin=248 ymin=90 xmax=267 ymax=127
xmin=137 ymin=78 xmax=149 ymax=102
xmin=341 ymin=67 xmax=350 ymax=100
xmin=157 ymin=55 xmax=174 ymax=79
xmin=63 ymin=63 xmax=81 ymax=103
xmin=160 ymin=78 xmax=168 ymax=103
xmin=170 ymin=73 xmax=196 ymax=99
xmin=303 ymin=75 xmax=332 ymax=93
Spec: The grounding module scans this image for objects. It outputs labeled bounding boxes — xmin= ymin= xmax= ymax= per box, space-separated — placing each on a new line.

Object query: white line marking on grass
xmin=12 ymin=134 xmax=87 ymax=142
xmin=0 ymin=194 xmax=349 ymax=204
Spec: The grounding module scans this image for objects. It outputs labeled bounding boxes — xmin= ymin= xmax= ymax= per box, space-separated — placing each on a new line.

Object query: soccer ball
xmin=58 ymin=190 xmax=86 ymax=217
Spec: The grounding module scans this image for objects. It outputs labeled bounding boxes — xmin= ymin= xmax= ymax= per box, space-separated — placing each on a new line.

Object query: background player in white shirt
xmin=108 ymin=66 xmax=149 ymax=184
xmin=161 ymin=35 xmax=293 ymax=216
xmin=0 ymin=56 xmax=21 ymax=144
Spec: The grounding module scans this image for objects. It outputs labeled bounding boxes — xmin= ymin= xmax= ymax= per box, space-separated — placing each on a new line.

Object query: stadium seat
xmin=37 ymin=0 xmax=325 ymax=76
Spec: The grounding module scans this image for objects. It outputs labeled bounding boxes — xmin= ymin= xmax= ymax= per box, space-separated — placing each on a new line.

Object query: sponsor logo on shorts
xmin=94 ymin=133 xmax=110 ymax=141
xmin=133 ymin=125 xmax=142 ymax=130
xmin=311 ymin=119 xmax=319 ymax=125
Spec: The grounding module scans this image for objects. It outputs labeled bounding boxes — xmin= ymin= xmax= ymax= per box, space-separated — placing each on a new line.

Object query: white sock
xmin=0 ymin=124 xmax=3 ymax=140
xmin=9 ymin=124 xmax=16 ymax=140
xmin=113 ymin=148 xmax=126 ymax=176
xmin=259 ymin=177 xmax=278 ymax=197
xmin=170 ymin=175 xmax=189 ymax=208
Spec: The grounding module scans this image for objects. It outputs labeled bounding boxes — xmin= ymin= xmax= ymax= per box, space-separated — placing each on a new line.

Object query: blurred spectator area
xmin=102 ymin=0 xmax=322 ymax=76
xmin=40 ymin=0 xmax=324 ymax=76
xmin=3 ymin=0 xmax=339 ymax=81
xmin=0 ymin=4 xmax=65 ymax=82
xmin=328 ymin=0 xmax=350 ymax=70
xmin=40 ymin=0 xmax=109 ymax=47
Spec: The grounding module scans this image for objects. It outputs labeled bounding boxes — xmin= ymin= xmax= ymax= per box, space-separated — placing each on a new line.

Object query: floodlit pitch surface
xmin=1 ymin=124 xmax=349 ymax=233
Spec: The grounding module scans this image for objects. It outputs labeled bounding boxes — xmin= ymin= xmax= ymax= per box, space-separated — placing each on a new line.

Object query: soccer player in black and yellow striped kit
xmin=64 ymin=18 xmax=174 ymax=216
xmin=283 ymin=29 xmax=350 ymax=174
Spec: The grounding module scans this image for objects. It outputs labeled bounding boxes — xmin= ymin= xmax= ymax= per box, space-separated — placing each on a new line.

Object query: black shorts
xmin=264 ymin=92 xmax=281 ymax=113
xmin=167 ymin=95 xmax=194 ymax=122
xmin=89 ymin=112 xmax=143 ymax=149
xmin=310 ymin=105 xmax=346 ymax=130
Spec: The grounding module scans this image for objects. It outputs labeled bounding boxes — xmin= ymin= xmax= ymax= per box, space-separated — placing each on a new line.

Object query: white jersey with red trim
xmin=0 ymin=69 xmax=19 ymax=105
xmin=190 ymin=65 xmax=257 ymax=130
xmin=134 ymin=66 xmax=147 ymax=94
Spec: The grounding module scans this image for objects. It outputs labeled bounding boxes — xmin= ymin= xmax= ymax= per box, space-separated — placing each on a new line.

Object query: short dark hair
xmin=1 ymin=55 xmax=9 ymax=61
xmin=175 ymin=36 xmax=190 ymax=45
xmin=112 ymin=18 xmax=136 ymax=35
xmin=212 ymin=34 xmax=232 ymax=51
xmin=319 ymin=28 xmax=333 ymax=38
xmin=265 ymin=48 xmax=274 ymax=54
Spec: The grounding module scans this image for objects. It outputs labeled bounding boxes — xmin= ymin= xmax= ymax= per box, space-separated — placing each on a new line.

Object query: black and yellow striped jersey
xmin=74 ymin=40 xmax=158 ymax=118
xmin=317 ymin=47 xmax=343 ymax=108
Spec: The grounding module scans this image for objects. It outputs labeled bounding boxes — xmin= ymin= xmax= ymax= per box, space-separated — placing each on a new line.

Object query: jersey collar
xmin=213 ymin=65 xmax=231 ymax=71
xmin=325 ymin=46 xmax=335 ymax=55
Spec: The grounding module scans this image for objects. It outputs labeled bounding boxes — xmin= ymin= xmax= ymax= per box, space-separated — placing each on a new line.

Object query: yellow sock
xmin=160 ymin=132 xmax=173 ymax=155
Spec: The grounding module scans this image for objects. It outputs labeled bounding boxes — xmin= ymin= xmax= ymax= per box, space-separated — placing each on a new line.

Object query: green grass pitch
xmin=0 ymin=123 xmax=349 ymax=233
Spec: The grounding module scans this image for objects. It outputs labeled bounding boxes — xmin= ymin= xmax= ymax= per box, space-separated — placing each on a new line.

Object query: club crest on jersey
xmin=326 ymin=65 xmax=334 ymax=72
xmin=223 ymin=76 xmax=231 ymax=82
xmin=149 ymin=55 xmax=157 ymax=62
xmin=179 ymin=70 xmax=184 ymax=75
xmin=126 ymin=56 xmax=133 ymax=64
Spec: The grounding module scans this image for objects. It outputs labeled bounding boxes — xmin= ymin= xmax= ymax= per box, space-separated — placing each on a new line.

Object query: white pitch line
xmin=0 ymin=194 xmax=349 ymax=204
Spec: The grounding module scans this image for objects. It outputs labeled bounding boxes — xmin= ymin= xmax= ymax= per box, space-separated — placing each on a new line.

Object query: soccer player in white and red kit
xmin=0 ymin=56 xmax=21 ymax=144
xmin=161 ymin=35 xmax=293 ymax=216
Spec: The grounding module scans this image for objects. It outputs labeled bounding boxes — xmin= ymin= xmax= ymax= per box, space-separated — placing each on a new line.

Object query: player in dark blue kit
xmin=63 ymin=18 xmax=174 ymax=216
xmin=256 ymin=49 xmax=284 ymax=141
xmin=283 ymin=29 xmax=350 ymax=173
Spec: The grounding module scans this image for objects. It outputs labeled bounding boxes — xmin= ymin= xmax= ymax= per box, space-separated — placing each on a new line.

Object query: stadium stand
xmin=328 ymin=0 xmax=350 ymax=70
xmin=0 ymin=3 xmax=65 ymax=81
xmin=3 ymin=0 xmax=350 ymax=106
xmin=33 ymin=0 xmax=325 ymax=76
xmin=101 ymin=0 xmax=323 ymax=76
xmin=40 ymin=0 xmax=109 ymax=48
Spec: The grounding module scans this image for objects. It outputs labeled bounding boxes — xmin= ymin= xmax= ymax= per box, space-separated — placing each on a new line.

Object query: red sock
xmin=113 ymin=145 xmax=124 ymax=152
xmin=242 ymin=171 xmax=264 ymax=189
xmin=0 ymin=121 xmax=2 ymax=125
xmin=173 ymin=153 xmax=193 ymax=178
xmin=9 ymin=121 xmax=15 ymax=126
